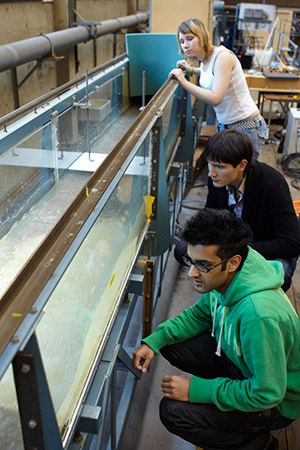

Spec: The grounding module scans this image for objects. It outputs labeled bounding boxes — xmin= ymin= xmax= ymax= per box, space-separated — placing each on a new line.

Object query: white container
xmin=283 ymin=108 xmax=300 ymax=155
xmin=253 ymin=48 xmax=273 ymax=68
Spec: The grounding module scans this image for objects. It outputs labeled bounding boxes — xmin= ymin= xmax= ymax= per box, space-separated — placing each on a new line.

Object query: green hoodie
xmin=143 ymin=247 xmax=300 ymax=419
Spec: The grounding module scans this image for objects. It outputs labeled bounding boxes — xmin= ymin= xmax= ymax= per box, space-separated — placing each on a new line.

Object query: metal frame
xmin=0 ymin=55 xmax=129 ymax=152
xmin=274 ymin=25 xmax=299 ymax=68
xmin=232 ymin=3 xmax=273 ymax=53
xmin=13 ymin=333 xmax=63 ymax=450
xmin=67 ymin=0 xmax=125 ymax=66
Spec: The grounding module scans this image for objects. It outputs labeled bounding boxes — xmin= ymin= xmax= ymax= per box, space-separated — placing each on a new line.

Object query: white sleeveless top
xmin=200 ymin=46 xmax=257 ymax=124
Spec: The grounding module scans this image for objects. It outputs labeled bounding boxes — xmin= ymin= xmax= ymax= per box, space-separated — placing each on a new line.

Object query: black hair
xmin=204 ymin=129 xmax=254 ymax=175
xmin=182 ymin=208 xmax=253 ymax=264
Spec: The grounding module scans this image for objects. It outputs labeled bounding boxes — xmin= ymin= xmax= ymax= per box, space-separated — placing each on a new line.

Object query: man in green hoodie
xmin=132 ymin=209 xmax=300 ymax=450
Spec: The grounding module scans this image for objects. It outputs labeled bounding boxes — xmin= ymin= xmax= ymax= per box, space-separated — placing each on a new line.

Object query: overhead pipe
xmin=0 ymin=12 xmax=149 ymax=73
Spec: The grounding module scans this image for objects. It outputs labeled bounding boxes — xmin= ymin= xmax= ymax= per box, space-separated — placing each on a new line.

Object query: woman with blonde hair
xmin=170 ymin=18 xmax=268 ymax=158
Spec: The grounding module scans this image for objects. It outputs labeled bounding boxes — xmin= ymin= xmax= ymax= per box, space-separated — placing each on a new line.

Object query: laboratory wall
xmin=0 ymin=0 xmax=149 ymax=118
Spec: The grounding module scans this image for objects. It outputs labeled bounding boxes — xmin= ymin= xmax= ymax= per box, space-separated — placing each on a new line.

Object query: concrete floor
xmin=132 ymin=123 xmax=300 ymax=450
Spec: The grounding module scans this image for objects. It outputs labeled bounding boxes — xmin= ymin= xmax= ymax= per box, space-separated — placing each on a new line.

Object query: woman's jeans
xmin=239 ymin=116 xmax=269 ymax=159
xmin=159 ymin=332 xmax=293 ymax=450
xmin=219 ymin=115 xmax=269 ymax=159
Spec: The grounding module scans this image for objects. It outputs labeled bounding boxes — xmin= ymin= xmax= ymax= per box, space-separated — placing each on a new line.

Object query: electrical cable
xmin=281 ymin=153 xmax=300 ymax=191
xmin=291 ymin=178 xmax=300 ymax=190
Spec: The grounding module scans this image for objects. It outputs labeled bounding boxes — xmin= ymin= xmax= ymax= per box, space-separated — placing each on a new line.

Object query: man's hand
xmin=161 ymin=375 xmax=191 ymax=401
xmin=132 ymin=344 xmax=155 ymax=373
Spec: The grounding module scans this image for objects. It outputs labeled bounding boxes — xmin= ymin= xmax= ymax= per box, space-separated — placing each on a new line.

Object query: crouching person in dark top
xmin=133 ymin=209 xmax=300 ymax=450
xmin=175 ymin=129 xmax=300 ymax=292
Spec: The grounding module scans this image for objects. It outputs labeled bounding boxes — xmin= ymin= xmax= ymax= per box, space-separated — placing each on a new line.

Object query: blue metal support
xmin=174 ymin=86 xmax=194 ymax=186
xmin=12 ymin=333 xmax=63 ymax=450
xmin=110 ymin=365 xmax=117 ymax=450
xmin=232 ymin=4 xmax=240 ymax=53
xmin=77 ymin=404 xmax=102 ymax=434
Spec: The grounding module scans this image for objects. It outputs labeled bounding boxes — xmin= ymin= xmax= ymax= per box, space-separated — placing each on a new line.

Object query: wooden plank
xmin=199 ymin=125 xmax=217 ymax=137
xmin=263 ymin=93 xmax=299 ymax=102
xmin=193 ymin=146 xmax=205 ymax=168
xmin=245 ymin=73 xmax=300 ymax=92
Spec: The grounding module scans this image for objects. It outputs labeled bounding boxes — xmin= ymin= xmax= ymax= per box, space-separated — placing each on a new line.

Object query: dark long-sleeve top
xmin=206 ymin=161 xmax=300 ymax=260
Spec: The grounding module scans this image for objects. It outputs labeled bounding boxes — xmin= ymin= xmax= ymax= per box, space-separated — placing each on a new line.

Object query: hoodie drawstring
xmin=211 ymin=299 xmax=218 ymax=338
xmin=216 ymin=306 xmax=227 ymax=357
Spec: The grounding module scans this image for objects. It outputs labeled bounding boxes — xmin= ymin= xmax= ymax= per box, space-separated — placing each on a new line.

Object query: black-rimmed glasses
xmin=182 ymin=254 xmax=229 ymax=273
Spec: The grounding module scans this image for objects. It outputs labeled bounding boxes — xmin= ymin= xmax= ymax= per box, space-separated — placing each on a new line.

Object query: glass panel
xmin=0 ymin=75 xmax=127 ymax=299
xmin=0 ymin=121 xmax=58 ymax=238
xmin=0 ymin=135 xmax=151 ymax=448
xmin=0 ymin=118 xmax=91 ymax=298
xmin=89 ymin=75 xmax=123 ymax=148
xmin=34 ymin=134 xmax=151 ymax=435
xmin=0 ymin=365 xmax=24 ymax=450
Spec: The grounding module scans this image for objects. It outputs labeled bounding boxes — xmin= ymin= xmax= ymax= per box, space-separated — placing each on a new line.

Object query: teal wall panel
xmin=125 ymin=33 xmax=180 ymax=96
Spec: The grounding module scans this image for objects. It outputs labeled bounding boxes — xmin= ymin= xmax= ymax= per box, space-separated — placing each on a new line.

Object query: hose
xmin=281 ymin=153 xmax=300 ymax=190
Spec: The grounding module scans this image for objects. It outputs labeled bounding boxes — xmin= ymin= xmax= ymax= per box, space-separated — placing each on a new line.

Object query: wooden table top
xmin=262 ymin=93 xmax=300 ymax=101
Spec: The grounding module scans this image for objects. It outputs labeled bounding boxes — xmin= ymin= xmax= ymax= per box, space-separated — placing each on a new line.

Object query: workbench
xmin=245 ymin=73 xmax=300 ymax=126
xmin=245 ymin=73 xmax=300 ymax=93
xmin=261 ymin=93 xmax=299 ymax=127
